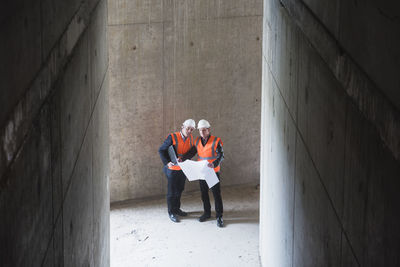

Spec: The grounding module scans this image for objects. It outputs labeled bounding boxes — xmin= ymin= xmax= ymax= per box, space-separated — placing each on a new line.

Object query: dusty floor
xmin=110 ymin=183 xmax=261 ymax=267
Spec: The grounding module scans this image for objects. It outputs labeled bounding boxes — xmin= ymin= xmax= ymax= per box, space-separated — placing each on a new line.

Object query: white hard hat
xmin=197 ymin=119 xmax=211 ymax=129
xmin=183 ymin=119 xmax=195 ymax=128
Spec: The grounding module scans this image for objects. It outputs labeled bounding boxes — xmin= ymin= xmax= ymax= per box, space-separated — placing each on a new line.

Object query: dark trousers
xmin=199 ymin=172 xmax=223 ymax=218
xmin=163 ymin=166 xmax=186 ymax=215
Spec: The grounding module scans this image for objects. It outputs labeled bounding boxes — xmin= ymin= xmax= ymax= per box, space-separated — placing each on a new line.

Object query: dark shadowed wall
xmin=0 ymin=0 xmax=110 ymax=265
xmin=260 ymin=0 xmax=400 ymax=266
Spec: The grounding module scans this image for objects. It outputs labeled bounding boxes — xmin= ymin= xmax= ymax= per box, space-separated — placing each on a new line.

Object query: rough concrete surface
xmin=0 ymin=0 xmax=110 ymax=265
xmin=0 ymin=105 xmax=53 ymax=266
xmin=108 ymin=0 xmax=263 ymax=202
xmin=111 ymin=184 xmax=260 ymax=267
xmin=0 ymin=1 xmax=42 ymax=128
xmin=338 ymin=0 xmax=400 ymax=110
xmin=259 ymin=68 xmax=295 ymax=267
xmin=280 ymin=0 xmax=400 ymax=162
xmin=260 ymin=0 xmax=400 ymax=266
xmin=293 ymin=138 xmax=341 ymax=267
xmin=296 ymin=34 xmax=347 ymax=216
xmin=108 ymin=21 xmax=164 ymax=201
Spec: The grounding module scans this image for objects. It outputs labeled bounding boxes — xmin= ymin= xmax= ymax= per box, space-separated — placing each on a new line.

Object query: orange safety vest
xmin=168 ymin=132 xmax=194 ymax=170
xmin=195 ymin=135 xmax=223 ymax=173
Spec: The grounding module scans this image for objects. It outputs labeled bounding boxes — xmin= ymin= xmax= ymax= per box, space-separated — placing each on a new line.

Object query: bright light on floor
xmin=110 ymin=184 xmax=261 ymax=267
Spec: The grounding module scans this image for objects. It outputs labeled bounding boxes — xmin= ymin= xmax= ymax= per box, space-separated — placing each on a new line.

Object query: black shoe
xmin=169 ymin=213 xmax=180 ymax=223
xmin=217 ymin=216 xmax=224 ymax=228
xmin=198 ymin=213 xmax=211 ymax=222
xmin=175 ymin=209 xmax=188 ymax=217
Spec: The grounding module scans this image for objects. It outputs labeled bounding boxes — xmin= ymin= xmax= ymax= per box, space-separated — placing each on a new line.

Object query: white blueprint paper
xmin=178 ymin=160 xmax=219 ymax=188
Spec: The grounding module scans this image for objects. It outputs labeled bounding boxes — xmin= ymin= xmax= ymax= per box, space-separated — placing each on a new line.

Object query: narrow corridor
xmin=1 ymin=0 xmax=400 ymax=266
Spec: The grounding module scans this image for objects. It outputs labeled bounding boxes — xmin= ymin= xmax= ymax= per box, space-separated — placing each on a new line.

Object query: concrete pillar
xmin=108 ymin=0 xmax=263 ymax=202
xmin=260 ymin=0 xmax=400 ymax=266
xmin=0 ymin=0 xmax=110 ymax=265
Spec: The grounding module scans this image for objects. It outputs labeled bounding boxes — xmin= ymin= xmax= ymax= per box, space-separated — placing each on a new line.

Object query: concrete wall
xmin=0 ymin=0 xmax=110 ymax=266
xmin=260 ymin=0 xmax=400 ymax=266
xmin=108 ymin=0 xmax=263 ymax=202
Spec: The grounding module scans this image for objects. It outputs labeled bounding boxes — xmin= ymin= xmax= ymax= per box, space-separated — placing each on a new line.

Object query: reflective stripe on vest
xmin=198 ymin=156 xmax=218 ymax=160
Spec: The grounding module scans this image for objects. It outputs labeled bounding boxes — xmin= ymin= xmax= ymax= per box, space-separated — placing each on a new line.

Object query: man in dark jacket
xmin=158 ymin=119 xmax=195 ymax=222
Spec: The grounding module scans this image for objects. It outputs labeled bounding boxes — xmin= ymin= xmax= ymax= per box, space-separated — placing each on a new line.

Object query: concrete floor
xmin=110 ymin=184 xmax=261 ymax=267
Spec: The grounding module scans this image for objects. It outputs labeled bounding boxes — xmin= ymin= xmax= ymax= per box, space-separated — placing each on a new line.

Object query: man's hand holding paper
xmin=178 ymin=160 xmax=219 ymax=188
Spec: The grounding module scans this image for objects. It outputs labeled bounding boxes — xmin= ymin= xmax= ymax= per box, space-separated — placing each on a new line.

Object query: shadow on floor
xmin=223 ymin=209 xmax=259 ymax=225
xmin=180 ymin=209 xmax=259 ymax=225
